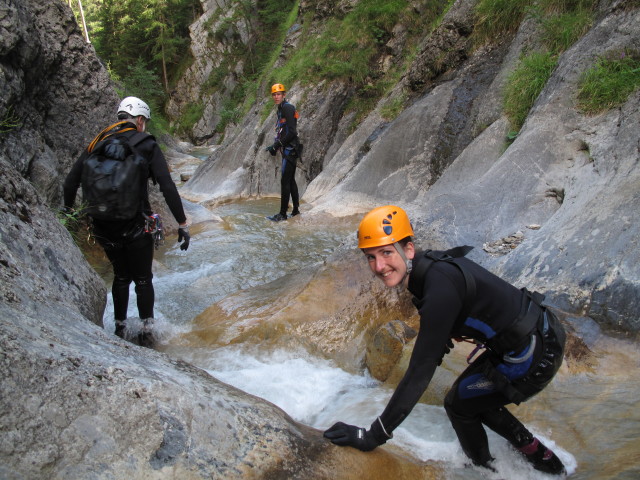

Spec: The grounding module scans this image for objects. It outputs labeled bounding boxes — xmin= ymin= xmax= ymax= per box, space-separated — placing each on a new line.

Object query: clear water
xmin=101 ymin=198 xmax=640 ymax=480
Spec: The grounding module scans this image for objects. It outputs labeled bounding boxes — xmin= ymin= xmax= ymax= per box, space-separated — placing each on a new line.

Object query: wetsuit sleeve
xmin=278 ymin=103 xmax=298 ymax=147
xmin=63 ymin=150 xmax=89 ymax=210
xmin=378 ymin=265 xmax=464 ymax=433
xmin=146 ymin=141 xmax=187 ymax=224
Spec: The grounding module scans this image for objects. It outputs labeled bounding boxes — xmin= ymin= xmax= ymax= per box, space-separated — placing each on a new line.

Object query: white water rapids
xmin=97 ymin=152 xmax=639 ymax=480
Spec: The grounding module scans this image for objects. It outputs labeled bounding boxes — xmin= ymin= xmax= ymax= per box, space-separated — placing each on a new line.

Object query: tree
xmin=71 ymin=0 xmax=200 ymax=97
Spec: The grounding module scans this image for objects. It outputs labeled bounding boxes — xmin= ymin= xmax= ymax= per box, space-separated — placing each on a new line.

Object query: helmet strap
xmin=393 ymin=242 xmax=413 ymax=279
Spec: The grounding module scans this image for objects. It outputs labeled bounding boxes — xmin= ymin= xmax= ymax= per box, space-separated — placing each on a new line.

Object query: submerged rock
xmin=366 ymin=320 xmax=418 ymax=382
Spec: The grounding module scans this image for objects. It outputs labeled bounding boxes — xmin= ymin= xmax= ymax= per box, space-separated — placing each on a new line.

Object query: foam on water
xmin=188 ymin=344 xmax=576 ymax=479
xmin=99 ymin=198 xmax=580 ymax=479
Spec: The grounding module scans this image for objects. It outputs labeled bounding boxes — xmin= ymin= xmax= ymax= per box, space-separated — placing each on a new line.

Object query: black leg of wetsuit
xmin=280 ymin=156 xmax=298 ymax=216
xmin=102 ymin=244 xmax=132 ymax=321
xmin=110 ymin=274 xmax=131 ymax=321
xmin=102 ymin=232 xmax=155 ymax=320
xmin=128 ymin=233 xmax=155 ymax=319
xmin=444 ymin=352 xmax=515 ymax=466
xmin=444 ymin=401 xmax=494 ymax=465
xmin=480 ymin=406 xmax=534 ymax=448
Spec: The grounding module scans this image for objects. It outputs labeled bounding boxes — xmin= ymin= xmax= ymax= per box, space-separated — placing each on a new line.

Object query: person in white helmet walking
xmin=63 ymin=97 xmax=190 ymax=347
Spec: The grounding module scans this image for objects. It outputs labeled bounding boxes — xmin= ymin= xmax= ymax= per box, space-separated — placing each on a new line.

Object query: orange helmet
xmin=357 ymin=205 xmax=414 ymax=249
xmin=271 ymin=83 xmax=286 ymax=94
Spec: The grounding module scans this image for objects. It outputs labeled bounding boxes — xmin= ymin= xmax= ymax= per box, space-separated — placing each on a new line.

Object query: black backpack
xmin=81 ymin=132 xmax=149 ymax=221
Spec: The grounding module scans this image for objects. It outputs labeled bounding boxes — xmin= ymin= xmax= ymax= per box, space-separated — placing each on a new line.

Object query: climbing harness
xmin=411 ymin=246 xmax=542 ymax=364
xmin=86 ymin=223 xmax=96 ymax=246
xmin=144 ymin=213 xmax=165 ymax=249
xmin=452 ymin=337 xmax=486 ymax=364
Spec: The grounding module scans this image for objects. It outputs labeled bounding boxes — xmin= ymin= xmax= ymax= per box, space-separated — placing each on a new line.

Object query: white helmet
xmin=117 ymin=96 xmax=151 ymax=120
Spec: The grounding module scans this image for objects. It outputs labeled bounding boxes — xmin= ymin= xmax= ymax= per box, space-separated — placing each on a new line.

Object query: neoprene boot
xmin=138 ymin=318 xmax=155 ymax=348
xmin=517 ymin=437 xmax=566 ymax=475
xmin=268 ymin=213 xmax=287 ymax=222
xmin=114 ymin=320 xmax=126 ymax=339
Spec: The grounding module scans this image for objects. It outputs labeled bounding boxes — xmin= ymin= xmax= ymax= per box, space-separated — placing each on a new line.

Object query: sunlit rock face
xmin=366 ymin=320 xmax=417 ymax=382
xmin=2 ymin=0 xmax=640 ymax=478
xmin=181 ymin=1 xmax=640 ymax=331
xmin=0 ymin=1 xmax=445 ymax=478
xmin=0 ymin=117 xmax=443 ymax=480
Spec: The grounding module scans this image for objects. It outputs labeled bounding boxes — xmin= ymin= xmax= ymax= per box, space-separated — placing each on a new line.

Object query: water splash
xmin=99 ymin=198 xmax=640 ymax=479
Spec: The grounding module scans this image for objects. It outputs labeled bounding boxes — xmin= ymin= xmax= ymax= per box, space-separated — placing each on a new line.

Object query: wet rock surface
xmin=0 ymin=0 xmax=118 ymax=206
xmin=1 ymin=0 xmax=639 ymax=478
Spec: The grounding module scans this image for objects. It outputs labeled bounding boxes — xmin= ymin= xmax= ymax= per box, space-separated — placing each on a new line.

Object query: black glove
xmin=438 ymin=338 xmax=455 ymax=366
xmin=265 ymin=143 xmax=279 ymax=156
xmin=323 ymin=419 xmax=390 ymax=452
xmin=178 ymin=226 xmax=190 ymax=251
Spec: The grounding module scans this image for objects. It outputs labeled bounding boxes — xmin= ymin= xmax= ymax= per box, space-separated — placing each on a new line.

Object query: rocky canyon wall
xmin=182 ymin=0 xmax=640 ymax=331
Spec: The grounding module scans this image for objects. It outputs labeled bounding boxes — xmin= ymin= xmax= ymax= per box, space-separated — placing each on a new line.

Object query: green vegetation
xmin=72 ymin=0 xmax=200 ymax=91
xmin=539 ymin=9 xmax=592 ymax=53
xmin=269 ymin=0 xmax=450 ymax=123
xmin=474 ymin=0 xmax=595 ymax=46
xmin=197 ymin=0 xmax=297 ymax=134
xmin=577 ymin=49 xmax=640 ymax=114
xmin=174 ymin=103 xmax=205 ymax=137
xmin=69 ymin=0 xmax=202 ymax=135
xmin=1 ymin=105 xmax=21 ymax=133
xmin=504 ymin=51 xmax=557 ymax=131
xmin=69 ymin=0 xmax=614 ymax=142
xmin=473 ymin=0 xmax=534 ymax=45
xmin=380 ymin=94 xmax=407 ymax=121
xmin=497 ymin=0 xmax=597 ymax=134
xmin=70 ymin=0 xmax=452 ymax=137
xmin=56 ymin=205 xmax=89 ymax=246
xmin=536 ymin=0 xmax=594 ymax=53
xmin=280 ymin=0 xmax=405 ymax=85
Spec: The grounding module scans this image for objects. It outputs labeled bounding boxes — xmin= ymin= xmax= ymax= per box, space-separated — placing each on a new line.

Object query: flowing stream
xmin=99 ymin=150 xmax=640 ymax=480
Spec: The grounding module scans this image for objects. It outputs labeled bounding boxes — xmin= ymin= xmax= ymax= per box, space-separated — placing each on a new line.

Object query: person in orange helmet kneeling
xmin=324 ymin=205 xmax=566 ymax=475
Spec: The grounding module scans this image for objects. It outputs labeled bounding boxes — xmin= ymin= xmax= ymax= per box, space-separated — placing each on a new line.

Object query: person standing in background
xmin=265 ymin=83 xmax=301 ymax=221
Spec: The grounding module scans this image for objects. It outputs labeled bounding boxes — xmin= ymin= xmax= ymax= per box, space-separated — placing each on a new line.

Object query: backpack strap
xmin=411 ymin=246 xmax=476 ymax=323
xmin=125 ymin=131 xmax=156 ymax=185
xmin=127 ymin=131 xmax=152 ymax=148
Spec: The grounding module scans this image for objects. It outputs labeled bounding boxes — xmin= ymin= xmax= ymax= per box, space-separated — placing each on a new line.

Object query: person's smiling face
xmin=363 ymin=242 xmax=414 ymax=288
xmin=272 ymin=91 xmax=285 ymax=105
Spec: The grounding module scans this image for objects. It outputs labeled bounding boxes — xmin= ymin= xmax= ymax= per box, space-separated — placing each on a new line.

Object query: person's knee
xmin=113 ymin=274 xmax=132 ymax=288
xmin=444 ymin=388 xmax=461 ymax=419
xmin=133 ymin=272 xmax=153 ymax=289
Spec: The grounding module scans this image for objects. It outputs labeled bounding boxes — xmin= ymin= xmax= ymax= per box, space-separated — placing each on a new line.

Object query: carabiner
xmin=467 ymin=343 xmax=485 ymax=364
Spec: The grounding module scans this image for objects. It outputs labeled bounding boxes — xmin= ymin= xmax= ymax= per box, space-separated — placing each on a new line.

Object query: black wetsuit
xmin=63 ymin=125 xmax=186 ymax=321
xmin=378 ymin=250 xmax=566 ymax=465
xmin=274 ymin=100 xmax=300 ymax=216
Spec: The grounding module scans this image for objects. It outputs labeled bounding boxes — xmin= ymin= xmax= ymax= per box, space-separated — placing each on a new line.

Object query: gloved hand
xmin=438 ymin=338 xmax=455 ymax=366
xmin=265 ymin=144 xmax=278 ymax=156
xmin=323 ymin=421 xmax=388 ymax=452
xmin=178 ymin=226 xmax=190 ymax=251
